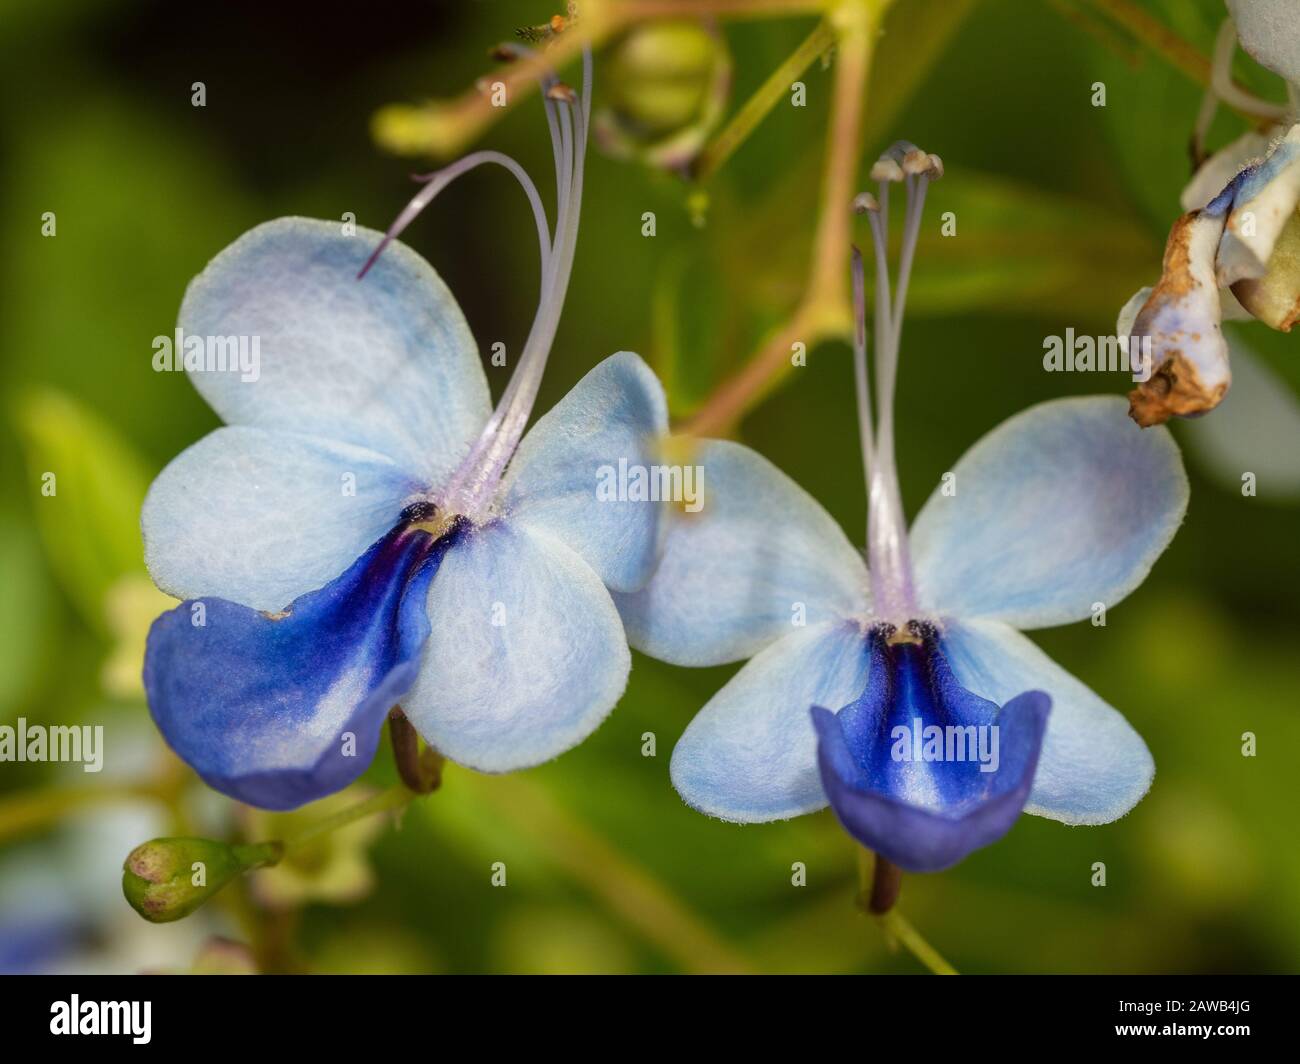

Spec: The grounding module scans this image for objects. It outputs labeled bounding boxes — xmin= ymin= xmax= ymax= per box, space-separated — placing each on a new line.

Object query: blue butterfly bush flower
xmin=1122 ymin=121 xmax=1300 ymax=426
xmin=143 ymin=50 xmax=669 ymax=810
xmin=616 ymin=143 xmax=1190 ymax=874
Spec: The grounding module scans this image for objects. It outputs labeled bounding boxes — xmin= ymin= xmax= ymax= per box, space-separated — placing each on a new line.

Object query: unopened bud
xmin=596 ymin=21 xmax=731 ymax=170
xmin=123 ymin=837 xmax=282 ymax=923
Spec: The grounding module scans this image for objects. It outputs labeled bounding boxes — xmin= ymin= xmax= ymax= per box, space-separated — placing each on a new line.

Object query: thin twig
xmin=378 ymin=0 xmax=833 ymax=159
xmin=877 ymin=908 xmax=959 ymax=974
xmin=1080 ymin=0 xmax=1280 ymax=125
xmin=282 ymin=785 xmax=414 ymax=855
xmin=685 ymin=0 xmax=890 ymax=436
xmin=693 ymin=18 xmax=837 ymax=183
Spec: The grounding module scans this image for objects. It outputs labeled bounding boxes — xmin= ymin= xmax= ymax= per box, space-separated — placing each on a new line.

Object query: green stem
xmin=854 ymin=846 xmax=957 ymax=974
xmin=388 ymin=707 xmax=445 ymax=793
xmin=282 ymin=784 xmax=415 ymax=856
xmin=685 ymin=0 xmax=889 ymax=436
xmin=692 ymin=18 xmax=837 ymax=183
xmin=1080 ymin=0 xmax=1211 ymax=85
xmin=877 ymin=909 xmax=959 ymax=975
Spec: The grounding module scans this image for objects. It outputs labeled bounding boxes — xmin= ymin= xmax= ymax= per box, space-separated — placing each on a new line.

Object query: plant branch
xmin=375 ymin=0 xmax=833 ymax=159
xmin=877 ymin=908 xmax=959 ymax=974
xmin=685 ymin=0 xmax=889 ymax=436
xmin=854 ymin=847 xmax=955 ymax=974
xmin=282 ymin=784 xmax=415 ymax=856
xmin=693 ymin=18 xmax=838 ymax=183
xmin=1082 ymin=0 xmax=1212 ymax=85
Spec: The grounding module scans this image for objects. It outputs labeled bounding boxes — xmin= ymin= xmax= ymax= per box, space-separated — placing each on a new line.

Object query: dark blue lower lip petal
xmin=811 ymin=623 xmax=1050 ymax=873
xmin=144 ymin=519 xmax=463 ymax=810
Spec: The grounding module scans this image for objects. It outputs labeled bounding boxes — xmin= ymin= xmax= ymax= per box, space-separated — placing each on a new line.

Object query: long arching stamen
xmin=849 ymin=241 xmax=875 ymax=485
xmin=357 ymin=151 xmax=552 ymax=282
xmin=864 ymin=205 xmax=892 ymax=425
xmin=859 ymin=188 xmax=911 ymax=617
xmin=360 ymin=36 xmax=592 ymax=521
xmin=438 ymin=46 xmax=593 ymax=520
xmin=853 ymin=142 xmax=943 ymax=618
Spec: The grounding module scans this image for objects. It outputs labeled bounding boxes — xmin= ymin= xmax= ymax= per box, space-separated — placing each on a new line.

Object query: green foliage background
xmin=0 ymin=0 xmax=1296 ymax=973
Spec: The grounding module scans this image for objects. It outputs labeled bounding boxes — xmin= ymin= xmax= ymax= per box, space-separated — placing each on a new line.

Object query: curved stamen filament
xmin=358 ymin=150 xmax=552 ymax=281
xmin=850 ymin=245 xmax=875 ymax=483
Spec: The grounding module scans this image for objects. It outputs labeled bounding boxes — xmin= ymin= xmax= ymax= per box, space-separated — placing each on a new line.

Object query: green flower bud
xmin=1232 ymin=210 xmax=1300 ymax=332
xmin=596 ymin=21 xmax=731 ymax=171
xmin=241 ymin=788 xmax=384 ymax=909
xmin=122 ymin=837 xmax=282 ymax=923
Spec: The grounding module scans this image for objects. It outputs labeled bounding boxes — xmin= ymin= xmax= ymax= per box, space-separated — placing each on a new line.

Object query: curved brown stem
xmin=868 ymin=854 xmax=902 ymax=914
xmin=388 ymin=706 xmax=444 ymax=794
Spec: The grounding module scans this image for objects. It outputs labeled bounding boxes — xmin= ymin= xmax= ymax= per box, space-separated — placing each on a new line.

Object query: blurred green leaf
xmin=11 ymin=388 xmax=152 ymax=634
xmin=910 ymin=166 xmax=1160 ymax=318
xmin=0 ymin=514 xmax=55 ymax=714
xmin=865 ymin=0 xmax=980 ymax=144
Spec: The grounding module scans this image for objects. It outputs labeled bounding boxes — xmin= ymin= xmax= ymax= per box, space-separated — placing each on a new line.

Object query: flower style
xmin=1123 ymin=119 xmax=1300 ymax=426
xmin=616 ymin=144 xmax=1189 ymax=872
xmin=143 ymin=50 xmax=668 ymax=809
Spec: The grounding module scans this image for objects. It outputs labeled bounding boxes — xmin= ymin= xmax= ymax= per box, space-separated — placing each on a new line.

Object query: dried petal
xmin=1128 ymin=210 xmax=1233 ymax=426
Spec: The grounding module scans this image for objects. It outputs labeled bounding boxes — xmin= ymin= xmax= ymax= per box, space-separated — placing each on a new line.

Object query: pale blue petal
xmin=940 ymin=618 xmax=1154 ymax=825
xmin=142 ymin=426 xmax=420 ymax=613
xmin=401 ymin=520 xmax=630 ymax=772
xmin=614 ymin=440 xmax=870 ymax=666
xmin=1227 ymin=4 xmax=1300 ymax=97
xmin=1181 ymin=128 xmax=1277 ymax=212
xmin=502 ymin=352 xmax=669 ymax=592
xmin=179 ymin=217 xmax=490 ymax=488
xmin=910 ymin=397 xmax=1188 ymax=629
xmin=669 ymin=621 xmax=871 ymax=822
